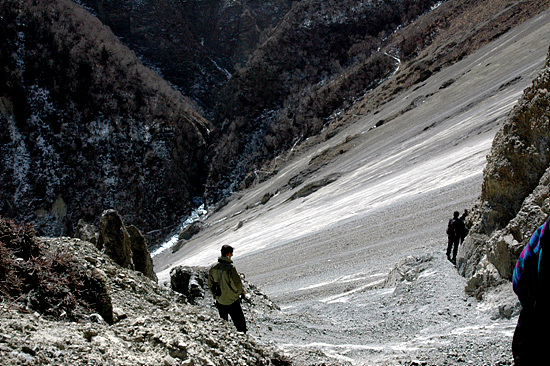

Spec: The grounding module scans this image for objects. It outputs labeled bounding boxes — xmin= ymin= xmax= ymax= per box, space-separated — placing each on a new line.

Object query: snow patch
xmin=152 ymin=205 xmax=208 ymax=257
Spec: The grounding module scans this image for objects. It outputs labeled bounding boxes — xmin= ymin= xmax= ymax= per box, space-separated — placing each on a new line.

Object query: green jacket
xmin=208 ymin=256 xmax=244 ymax=305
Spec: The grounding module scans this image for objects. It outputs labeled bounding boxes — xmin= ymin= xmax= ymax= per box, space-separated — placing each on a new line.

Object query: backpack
xmin=513 ymin=220 xmax=547 ymax=307
xmin=447 ymin=218 xmax=458 ymax=236
xmin=211 ymin=264 xmax=229 ymax=297
xmin=212 ymin=282 xmax=222 ymax=297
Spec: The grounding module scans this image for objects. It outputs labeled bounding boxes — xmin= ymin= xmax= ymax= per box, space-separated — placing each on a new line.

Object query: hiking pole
xmin=243 ymin=294 xmax=262 ymax=338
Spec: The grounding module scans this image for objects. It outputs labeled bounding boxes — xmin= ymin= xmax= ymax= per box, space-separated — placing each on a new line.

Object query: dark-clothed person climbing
xmin=446 ymin=210 xmax=467 ymax=264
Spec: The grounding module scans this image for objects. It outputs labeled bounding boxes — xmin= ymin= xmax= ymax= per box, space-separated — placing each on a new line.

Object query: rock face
xmin=458 ymin=48 xmax=550 ymax=298
xmin=96 ymin=209 xmax=157 ymax=281
xmin=97 ymin=210 xmax=134 ymax=270
xmin=127 ymin=225 xmax=158 ymax=282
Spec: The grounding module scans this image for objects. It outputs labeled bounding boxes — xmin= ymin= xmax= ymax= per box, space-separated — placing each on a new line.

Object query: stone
xmin=170 ymin=267 xmax=207 ymax=305
xmin=112 ymin=307 xmax=128 ymax=323
xmin=97 ymin=210 xmax=134 ymax=270
xmin=127 ymin=225 xmax=158 ymax=282
xmin=76 ymin=219 xmax=98 ymax=245
xmin=178 ymin=222 xmax=203 ymax=241
xmin=88 ymin=269 xmax=114 ymax=325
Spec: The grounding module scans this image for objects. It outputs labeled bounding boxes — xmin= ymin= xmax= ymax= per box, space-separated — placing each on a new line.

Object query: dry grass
xmin=0 ymin=216 xmax=111 ymax=322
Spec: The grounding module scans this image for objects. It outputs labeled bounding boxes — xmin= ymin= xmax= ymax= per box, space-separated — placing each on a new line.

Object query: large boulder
xmin=127 ymin=225 xmax=158 ymax=282
xmin=170 ymin=266 xmax=208 ymax=305
xmin=97 ymin=210 xmax=134 ymax=270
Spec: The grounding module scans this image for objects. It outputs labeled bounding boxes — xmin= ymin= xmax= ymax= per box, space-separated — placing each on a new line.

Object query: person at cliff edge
xmin=512 ymin=217 xmax=548 ymax=365
xmin=446 ymin=210 xmax=467 ymax=264
xmin=208 ymin=244 xmax=247 ymax=333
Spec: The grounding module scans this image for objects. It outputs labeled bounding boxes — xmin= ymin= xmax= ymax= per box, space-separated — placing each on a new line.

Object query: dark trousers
xmin=447 ymin=236 xmax=460 ymax=261
xmin=216 ymin=299 xmax=247 ymax=333
xmin=513 ymin=306 xmax=547 ymax=365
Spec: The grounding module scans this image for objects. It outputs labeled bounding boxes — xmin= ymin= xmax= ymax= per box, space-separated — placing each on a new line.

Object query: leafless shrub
xmin=0 ymin=216 xmax=110 ymax=322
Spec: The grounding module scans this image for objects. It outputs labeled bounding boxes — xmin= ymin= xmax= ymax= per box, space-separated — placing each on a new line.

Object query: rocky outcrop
xmin=127 ymin=225 xmax=158 ymax=282
xmin=0 ymin=216 xmax=114 ymax=324
xmin=97 ymin=210 xmax=134 ymax=270
xmin=458 ymin=48 xmax=550 ymax=298
xmin=96 ymin=209 xmax=157 ymax=281
xmin=170 ymin=266 xmax=208 ymax=305
xmin=0 ymin=235 xmax=287 ymax=365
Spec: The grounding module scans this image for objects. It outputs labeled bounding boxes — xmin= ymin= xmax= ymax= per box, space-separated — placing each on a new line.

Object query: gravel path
xmin=238 ymin=177 xmax=519 ymax=366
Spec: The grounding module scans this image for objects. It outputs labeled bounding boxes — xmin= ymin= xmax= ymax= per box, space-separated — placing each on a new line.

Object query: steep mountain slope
xmin=206 ymin=0 xmax=550 ymax=203
xmin=79 ymin=0 xmax=294 ymax=111
xmin=207 ymin=0 xmax=440 ymax=201
xmin=0 ymin=0 xmax=210 ymax=241
xmin=1 ymin=0 xmax=550 ymax=364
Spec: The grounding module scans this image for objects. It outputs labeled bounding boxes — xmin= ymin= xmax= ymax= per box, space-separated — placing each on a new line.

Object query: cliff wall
xmin=458 ymin=48 xmax=550 ymax=298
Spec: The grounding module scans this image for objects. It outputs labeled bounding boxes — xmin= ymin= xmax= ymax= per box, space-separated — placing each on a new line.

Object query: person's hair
xmin=221 ymin=244 xmax=234 ymax=256
xmin=454 ymin=211 xmax=460 ymax=218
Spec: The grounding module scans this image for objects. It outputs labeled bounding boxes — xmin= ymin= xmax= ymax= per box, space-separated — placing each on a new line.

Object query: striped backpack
xmin=512 ymin=219 xmax=547 ymax=308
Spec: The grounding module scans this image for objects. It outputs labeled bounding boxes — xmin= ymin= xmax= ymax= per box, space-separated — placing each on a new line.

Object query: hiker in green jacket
xmin=208 ymin=245 xmax=247 ymax=333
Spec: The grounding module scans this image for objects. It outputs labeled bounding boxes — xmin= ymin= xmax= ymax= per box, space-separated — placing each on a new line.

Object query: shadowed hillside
xmin=207 ymin=0 xmax=440 ymax=201
xmin=206 ymin=0 xmax=550 ymax=203
xmin=0 ymin=0 xmax=211 ymax=241
xmin=79 ymin=0 xmax=294 ymax=112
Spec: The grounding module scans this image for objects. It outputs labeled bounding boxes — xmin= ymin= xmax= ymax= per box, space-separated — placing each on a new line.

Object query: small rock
xmin=21 ymin=345 xmax=36 ymax=356
xmin=113 ymin=307 xmax=128 ymax=323
xmin=164 ymin=355 xmax=178 ymax=366
xmin=83 ymin=327 xmax=99 ymax=341
xmin=89 ymin=313 xmax=106 ymax=324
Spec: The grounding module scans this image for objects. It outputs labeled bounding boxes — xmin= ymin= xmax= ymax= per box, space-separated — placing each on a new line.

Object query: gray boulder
xmin=170 ymin=266 xmax=208 ymax=305
xmin=97 ymin=209 xmax=134 ymax=270
xmin=127 ymin=225 xmax=158 ymax=282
